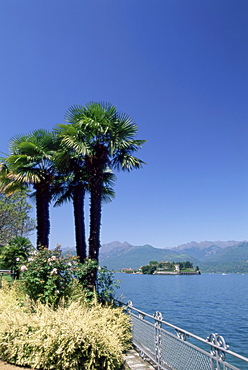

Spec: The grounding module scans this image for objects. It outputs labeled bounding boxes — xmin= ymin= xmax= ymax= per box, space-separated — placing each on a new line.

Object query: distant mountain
xmin=174 ymin=240 xmax=241 ymax=250
xmin=62 ymin=240 xmax=248 ymax=273
xmin=202 ymin=242 xmax=248 ymax=263
xmin=99 ymin=240 xmax=248 ymax=272
xmin=99 ymin=241 xmax=198 ymax=270
xmin=171 ymin=241 xmax=242 ymax=262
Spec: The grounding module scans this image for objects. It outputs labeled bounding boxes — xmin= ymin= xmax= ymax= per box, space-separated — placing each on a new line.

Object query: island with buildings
xmin=120 ymin=260 xmax=201 ymax=275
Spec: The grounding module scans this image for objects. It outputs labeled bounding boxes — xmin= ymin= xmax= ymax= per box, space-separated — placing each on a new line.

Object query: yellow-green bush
xmin=0 ymin=283 xmax=131 ymax=369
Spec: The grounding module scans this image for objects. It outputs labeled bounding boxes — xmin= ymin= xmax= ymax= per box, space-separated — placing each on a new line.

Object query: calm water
xmin=115 ymin=273 xmax=248 ymax=363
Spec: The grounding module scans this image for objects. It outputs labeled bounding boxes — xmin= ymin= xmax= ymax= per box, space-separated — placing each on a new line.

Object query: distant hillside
xmin=99 ymin=240 xmax=248 ymax=272
xmin=99 ymin=242 xmax=198 ymax=270
xmin=172 ymin=241 xmax=242 ymax=262
xmin=63 ymin=240 xmax=248 ymax=273
xmin=174 ymin=240 xmax=241 ymax=250
xmin=203 ymin=242 xmax=248 ymax=263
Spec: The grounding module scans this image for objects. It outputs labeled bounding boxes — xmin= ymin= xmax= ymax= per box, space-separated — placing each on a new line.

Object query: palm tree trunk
xmin=73 ymin=185 xmax=87 ymax=262
xmin=35 ymin=183 xmax=50 ymax=249
xmin=88 ymin=157 xmax=105 ymax=263
xmin=88 ymin=185 xmax=102 ymax=262
xmin=87 ymin=150 xmax=106 ymax=289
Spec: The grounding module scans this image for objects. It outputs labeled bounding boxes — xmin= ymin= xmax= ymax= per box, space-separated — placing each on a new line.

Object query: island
xmin=120 ymin=261 xmax=201 ymax=275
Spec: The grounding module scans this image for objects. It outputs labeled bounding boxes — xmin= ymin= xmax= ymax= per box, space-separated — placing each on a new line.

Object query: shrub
xmin=0 ymin=283 xmax=131 ymax=370
xmin=97 ymin=266 xmax=120 ymax=303
xmin=18 ymin=246 xmax=97 ymax=305
xmin=0 ymin=236 xmax=33 ymax=279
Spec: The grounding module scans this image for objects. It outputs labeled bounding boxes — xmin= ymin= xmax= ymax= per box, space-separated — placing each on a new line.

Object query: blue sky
xmin=0 ymin=0 xmax=247 ymax=249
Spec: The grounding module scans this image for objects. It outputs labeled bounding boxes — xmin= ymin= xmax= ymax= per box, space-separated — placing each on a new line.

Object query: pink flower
xmin=20 ymin=265 xmax=27 ymax=272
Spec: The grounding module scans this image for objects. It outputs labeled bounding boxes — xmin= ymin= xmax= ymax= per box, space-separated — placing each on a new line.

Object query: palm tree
xmin=62 ymin=102 xmax=146 ymax=273
xmin=52 ymin=130 xmax=116 ymax=264
xmin=1 ymin=129 xmax=58 ymax=249
xmin=52 ymin=149 xmax=88 ymax=262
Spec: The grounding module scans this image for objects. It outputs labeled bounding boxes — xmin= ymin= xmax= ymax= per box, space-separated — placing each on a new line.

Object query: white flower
xmin=20 ymin=265 xmax=27 ymax=272
xmin=28 ymin=257 xmax=34 ymax=262
xmin=50 ymin=268 xmax=58 ymax=275
xmin=56 ymin=290 xmax=60 ymax=294
xmin=48 ymin=256 xmax=57 ymax=262
xmin=16 ymin=258 xmax=20 ymax=262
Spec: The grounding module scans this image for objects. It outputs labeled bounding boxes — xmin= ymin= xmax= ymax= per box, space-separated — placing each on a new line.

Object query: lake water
xmin=115 ymin=273 xmax=248 ymax=365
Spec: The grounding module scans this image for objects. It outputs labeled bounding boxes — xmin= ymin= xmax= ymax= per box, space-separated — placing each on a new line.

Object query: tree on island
xmin=141 ymin=260 xmax=198 ymax=274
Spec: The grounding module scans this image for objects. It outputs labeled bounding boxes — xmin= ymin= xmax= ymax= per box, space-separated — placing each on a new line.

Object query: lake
xmin=115 ymin=273 xmax=248 ymax=363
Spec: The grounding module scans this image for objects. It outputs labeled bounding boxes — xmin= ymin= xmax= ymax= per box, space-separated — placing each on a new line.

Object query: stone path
xmin=124 ymin=349 xmax=155 ymax=369
xmin=0 ymin=360 xmax=32 ymax=370
xmin=0 ymin=349 xmax=155 ymax=370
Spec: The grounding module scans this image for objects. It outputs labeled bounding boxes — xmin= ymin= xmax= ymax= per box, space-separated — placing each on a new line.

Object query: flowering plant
xmin=19 ymin=245 xmax=97 ymax=305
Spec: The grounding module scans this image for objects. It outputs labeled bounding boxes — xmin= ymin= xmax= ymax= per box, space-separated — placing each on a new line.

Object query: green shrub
xmin=0 ymin=283 xmax=131 ymax=370
xmin=18 ymin=246 xmax=97 ymax=305
xmin=97 ymin=266 xmax=120 ymax=303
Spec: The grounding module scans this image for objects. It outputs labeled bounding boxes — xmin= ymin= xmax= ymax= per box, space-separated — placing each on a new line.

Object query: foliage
xmin=178 ymin=261 xmax=194 ymax=269
xmin=1 ymin=103 xmax=146 ymax=289
xmin=200 ymin=262 xmax=248 ymax=274
xmin=141 ymin=264 xmax=156 ymax=274
xmin=0 ymin=192 xmax=35 ymax=247
xmin=58 ymin=102 xmax=146 ymax=287
xmin=0 ymin=236 xmax=33 ymax=278
xmin=97 ymin=266 xmax=120 ymax=303
xmin=18 ymin=246 xmax=95 ymax=305
xmin=141 ymin=260 xmax=196 ymax=274
xmin=1 ymin=129 xmax=59 ymax=248
xmin=0 ymin=283 xmax=131 ymax=370
xmin=17 ymin=246 xmax=119 ymax=305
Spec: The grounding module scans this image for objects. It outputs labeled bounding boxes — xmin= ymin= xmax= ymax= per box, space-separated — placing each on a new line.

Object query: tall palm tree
xmin=52 ymin=129 xmax=116 ymax=263
xmin=1 ymin=129 xmax=58 ymax=249
xmin=52 ymin=149 xmax=88 ymax=262
xmin=62 ymin=102 xmax=146 ymax=272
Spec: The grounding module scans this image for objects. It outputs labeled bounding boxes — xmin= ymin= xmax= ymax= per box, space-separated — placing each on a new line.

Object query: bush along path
xmin=0 ymin=247 xmax=131 ymax=370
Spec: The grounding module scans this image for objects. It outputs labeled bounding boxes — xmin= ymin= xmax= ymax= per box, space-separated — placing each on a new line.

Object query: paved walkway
xmin=124 ymin=349 xmax=155 ymax=369
xmin=0 ymin=350 xmax=154 ymax=370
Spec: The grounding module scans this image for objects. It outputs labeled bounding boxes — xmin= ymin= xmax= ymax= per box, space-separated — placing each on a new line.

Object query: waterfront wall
xmin=153 ymin=270 xmax=201 ymax=275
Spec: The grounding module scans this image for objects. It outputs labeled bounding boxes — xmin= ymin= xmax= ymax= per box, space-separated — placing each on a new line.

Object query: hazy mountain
xmin=62 ymin=240 xmax=248 ymax=272
xmin=173 ymin=240 xmax=241 ymax=250
xmin=203 ymin=242 xmax=248 ymax=263
xmin=99 ymin=241 xmax=198 ymax=270
xmin=99 ymin=240 xmax=248 ymax=271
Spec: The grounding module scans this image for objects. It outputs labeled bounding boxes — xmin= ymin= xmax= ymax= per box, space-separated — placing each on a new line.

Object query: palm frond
xmin=64 ymin=105 xmax=84 ymax=124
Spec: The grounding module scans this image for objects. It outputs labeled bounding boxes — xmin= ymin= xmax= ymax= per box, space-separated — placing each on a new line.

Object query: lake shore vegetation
xmin=0 ymin=280 xmax=131 ymax=370
xmin=0 ymin=246 xmax=131 ymax=369
xmin=0 ymin=101 xmax=146 ymax=289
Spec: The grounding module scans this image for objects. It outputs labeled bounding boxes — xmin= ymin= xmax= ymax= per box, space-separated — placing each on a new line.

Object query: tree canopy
xmin=0 ymin=192 xmax=35 ymax=247
xmin=0 ymin=101 xmax=146 ymax=289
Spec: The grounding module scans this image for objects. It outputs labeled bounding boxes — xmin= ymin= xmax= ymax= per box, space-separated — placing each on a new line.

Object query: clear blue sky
xmin=0 ymin=0 xmax=247 ymax=249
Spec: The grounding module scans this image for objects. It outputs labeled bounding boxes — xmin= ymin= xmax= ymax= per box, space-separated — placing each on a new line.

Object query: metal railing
xmin=124 ymin=301 xmax=248 ymax=370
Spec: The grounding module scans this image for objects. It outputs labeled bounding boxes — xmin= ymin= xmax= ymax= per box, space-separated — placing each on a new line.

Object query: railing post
xmin=207 ymin=333 xmax=229 ymax=370
xmin=127 ymin=300 xmax=133 ymax=314
xmin=154 ymin=311 xmax=163 ymax=369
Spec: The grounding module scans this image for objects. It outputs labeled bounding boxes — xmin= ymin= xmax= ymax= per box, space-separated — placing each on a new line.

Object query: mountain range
xmin=98 ymin=240 xmax=248 ymax=273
